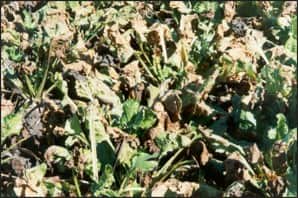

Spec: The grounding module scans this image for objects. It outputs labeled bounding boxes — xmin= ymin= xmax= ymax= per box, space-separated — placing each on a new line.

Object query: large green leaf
xmin=120 ymin=99 xmax=140 ymax=126
xmin=131 ymin=152 xmax=158 ymax=172
xmin=119 ymin=99 xmax=157 ymax=134
xmin=130 ymin=108 xmax=157 ymax=130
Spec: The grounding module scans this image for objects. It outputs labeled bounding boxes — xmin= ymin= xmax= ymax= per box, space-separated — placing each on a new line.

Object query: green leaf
xmin=43 ymin=179 xmax=63 ymax=197
xmin=139 ymin=108 xmax=156 ymax=129
xmin=91 ymin=165 xmax=117 ymax=197
xmin=284 ymin=15 xmax=297 ymax=57
xmin=79 ymin=148 xmax=101 ymax=179
xmin=131 ymin=152 xmax=158 ymax=172
xmin=65 ymin=115 xmax=82 ymax=135
xmin=98 ymin=165 xmax=115 ymax=189
xmin=131 ymin=108 xmax=157 ymax=130
xmin=3 ymin=67 xmax=26 ymax=97
xmin=285 ymin=15 xmax=297 ymax=54
xmin=5 ymin=46 xmax=24 ymax=62
xmin=155 ymin=131 xmax=191 ymax=158
xmin=267 ymin=114 xmax=289 ymax=141
xmin=120 ymin=99 xmax=140 ymax=126
xmin=239 ymin=110 xmax=257 ymax=131
xmin=97 ymin=141 xmax=116 ymax=167
xmin=54 ymin=72 xmax=77 ymax=112
xmin=284 ymin=166 xmax=297 ymax=197
xmin=66 ymin=1 xmax=80 ymax=10
xmin=236 ymin=61 xmax=257 ymax=80
xmin=290 ymin=16 xmax=297 ymax=39
xmin=268 ymin=128 xmax=277 ymax=140
xmin=86 ymin=104 xmax=100 ymax=181
xmin=231 ymin=96 xmax=257 ymax=131
xmin=1 ymin=111 xmax=24 ymax=143
xmin=276 ymin=113 xmax=289 ymax=139
xmin=24 ymin=75 xmax=36 ymax=97
xmin=64 ymin=115 xmax=88 ymax=147
xmin=119 ymin=99 xmax=157 ymax=134
xmin=192 ymin=2 xmax=219 ymax=15
xmin=22 ymin=10 xmax=37 ymax=32
xmin=285 ymin=36 xmax=297 ymax=54
xmin=120 ymin=180 xmax=144 ymax=196
xmin=236 ymin=2 xmax=260 ymax=17
xmin=261 ymin=67 xmax=291 ymax=97
xmin=85 ymin=104 xmax=115 ymax=167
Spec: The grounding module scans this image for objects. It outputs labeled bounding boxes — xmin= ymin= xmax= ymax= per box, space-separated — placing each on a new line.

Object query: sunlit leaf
xmin=1 ymin=110 xmax=24 ymax=143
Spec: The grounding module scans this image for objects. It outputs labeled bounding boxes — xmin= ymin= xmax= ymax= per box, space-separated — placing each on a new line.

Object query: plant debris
xmin=1 ymin=1 xmax=297 ymax=197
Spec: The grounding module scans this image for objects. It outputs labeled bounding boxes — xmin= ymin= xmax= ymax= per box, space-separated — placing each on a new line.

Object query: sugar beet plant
xmin=1 ymin=1 xmax=297 ymax=197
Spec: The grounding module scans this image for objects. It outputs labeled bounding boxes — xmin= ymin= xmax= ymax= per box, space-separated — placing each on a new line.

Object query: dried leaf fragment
xmin=151 ymin=178 xmax=200 ymax=197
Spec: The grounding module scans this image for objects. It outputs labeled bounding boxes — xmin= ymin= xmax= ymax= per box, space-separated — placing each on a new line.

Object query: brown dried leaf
xmin=161 ymin=90 xmax=182 ymax=122
xmin=149 ymin=102 xmax=168 ymax=139
xmin=247 ymin=143 xmax=263 ymax=164
xmin=62 ymin=60 xmax=92 ymax=75
xmin=20 ymin=32 xmax=30 ymax=51
xmin=42 ymin=9 xmax=73 ymax=40
xmin=281 ymin=1 xmax=297 ymax=16
xmin=13 ymin=163 xmax=47 ymax=197
xmin=196 ymin=101 xmax=214 ymax=116
xmin=131 ymin=16 xmax=148 ymax=42
xmin=121 ymin=60 xmax=142 ymax=88
xmin=104 ymin=23 xmax=134 ymax=63
xmin=165 ymin=116 xmax=181 ymax=132
xmin=227 ymin=47 xmax=252 ymax=63
xmin=145 ymin=101 xmax=181 ymax=152
xmin=148 ymin=23 xmax=172 ymax=62
xmin=1 ymin=97 xmax=14 ymax=119
xmin=267 ymin=175 xmax=286 ymax=197
xmin=224 ymin=152 xmax=252 ymax=183
xmin=151 ymin=178 xmax=200 ymax=197
xmin=169 ymin=1 xmax=190 ymax=13
xmin=217 ymin=20 xmax=230 ymax=38
xmin=245 ymin=29 xmax=269 ymax=64
xmin=224 ymin=1 xmax=236 ymax=22
xmin=11 ymin=156 xmax=27 ymax=176
xmin=218 ymin=36 xmax=255 ymax=64
xmin=189 ymin=140 xmax=209 ymax=166
xmin=179 ymin=14 xmax=198 ymax=46
xmin=271 ymin=140 xmax=288 ymax=174
xmin=14 ymin=177 xmax=46 ymax=197
xmin=72 ymin=33 xmax=88 ymax=56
